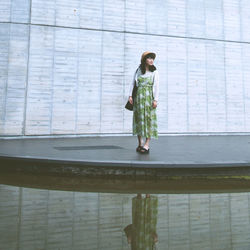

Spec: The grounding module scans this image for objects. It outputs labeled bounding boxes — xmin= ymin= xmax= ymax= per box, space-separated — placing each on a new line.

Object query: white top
xmin=128 ymin=67 xmax=159 ymax=101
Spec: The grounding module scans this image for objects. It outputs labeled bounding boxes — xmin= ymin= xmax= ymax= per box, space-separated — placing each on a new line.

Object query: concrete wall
xmin=1 ymin=0 xmax=250 ymax=135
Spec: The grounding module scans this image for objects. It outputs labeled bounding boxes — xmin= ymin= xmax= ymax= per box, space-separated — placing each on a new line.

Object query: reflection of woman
xmin=128 ymin=52 xmax=159 ymax=154
xmin=124 ymin=194 xmax=158 ymax=250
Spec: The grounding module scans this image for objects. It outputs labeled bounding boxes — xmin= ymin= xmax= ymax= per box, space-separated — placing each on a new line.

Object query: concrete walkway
xmin=1 ymin=134 xmax=250 ymax=174
xmin=2 ymin=134 xmax=250 ymax=193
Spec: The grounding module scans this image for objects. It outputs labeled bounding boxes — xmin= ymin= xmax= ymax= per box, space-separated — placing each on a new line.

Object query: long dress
xmin=133 ymin=72 xmax=158 ymax=139
xmin=124 ymin=195 xmax=158 ymax=250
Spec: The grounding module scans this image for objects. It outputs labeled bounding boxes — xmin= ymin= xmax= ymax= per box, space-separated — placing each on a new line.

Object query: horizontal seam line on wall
xmin=2 ymin=132 xmax=250 ymax=139
xmin=1 ymin=21 xmax=250 ymax=45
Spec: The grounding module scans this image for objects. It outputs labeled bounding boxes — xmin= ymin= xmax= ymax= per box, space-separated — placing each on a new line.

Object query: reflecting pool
xmin=1 ymin=183 xmax=250 ymax=250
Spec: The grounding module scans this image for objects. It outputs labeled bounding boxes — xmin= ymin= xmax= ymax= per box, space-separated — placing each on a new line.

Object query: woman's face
xmin=145 ymin=56 xmax=154 ymax=66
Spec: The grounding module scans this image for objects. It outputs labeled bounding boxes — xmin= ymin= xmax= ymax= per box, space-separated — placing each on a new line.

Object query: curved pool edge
xmin=1 ymin=154 xmax=250 ymax=179
xmin=1 ymin=171 xmax=250 ymax=194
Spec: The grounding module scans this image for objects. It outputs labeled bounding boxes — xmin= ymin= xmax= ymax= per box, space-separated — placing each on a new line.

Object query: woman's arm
xmin=153 ymin=70 xmax=159 ymax=101
xmin=128 ymin=68 xmax=139 ymax=97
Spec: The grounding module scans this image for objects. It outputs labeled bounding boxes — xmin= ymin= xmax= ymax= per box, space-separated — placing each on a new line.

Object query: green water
xmin=1 ymin=182 xmax=250 ymax=250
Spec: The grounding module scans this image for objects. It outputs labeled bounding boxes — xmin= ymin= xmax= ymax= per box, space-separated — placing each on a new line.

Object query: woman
xmin=128 ymin=51 xmax=159 ymax=154
xmin=124 ymin=194 xmax=158 ymax=250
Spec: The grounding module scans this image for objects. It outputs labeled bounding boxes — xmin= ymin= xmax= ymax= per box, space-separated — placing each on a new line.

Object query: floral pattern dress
xmin=133 ymin=72 xmax=158 ymax=139
xmin=124 ymin=195 xmax=158 ymax=250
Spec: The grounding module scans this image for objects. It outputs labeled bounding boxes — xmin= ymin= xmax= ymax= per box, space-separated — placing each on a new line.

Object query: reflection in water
xmin=124 ymin=194 xmax=158 ymax=250
xmin=1 ymin=184 xmax=250 ymax=249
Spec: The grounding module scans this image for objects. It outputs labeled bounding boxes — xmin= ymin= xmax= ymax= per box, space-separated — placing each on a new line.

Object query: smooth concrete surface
xmin=1 ymin=135 xmax=250 ymax=179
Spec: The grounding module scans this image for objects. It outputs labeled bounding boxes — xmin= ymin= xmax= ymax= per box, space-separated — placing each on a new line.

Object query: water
xmin=1 ymin=181 xmax=250 ymax=250
xmin=0 ymin=174 xmax=250 ymax=250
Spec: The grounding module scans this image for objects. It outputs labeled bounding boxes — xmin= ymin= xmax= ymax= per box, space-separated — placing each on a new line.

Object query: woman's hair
xmin=139 ymin=55 xmax=157 ymax=74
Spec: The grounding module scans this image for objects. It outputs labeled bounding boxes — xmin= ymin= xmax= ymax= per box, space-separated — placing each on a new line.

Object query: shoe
xmin=140 ymin=147 xmax=150 ymax=154
xmin=136 ymin=146 xmax=143 ymax=152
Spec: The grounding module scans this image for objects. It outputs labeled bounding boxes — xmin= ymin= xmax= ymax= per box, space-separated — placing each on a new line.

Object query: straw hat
xmin=141 ymin=51 xmax=156 ymax=63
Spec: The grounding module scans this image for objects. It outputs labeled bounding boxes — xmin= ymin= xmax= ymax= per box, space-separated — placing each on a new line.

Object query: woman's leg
xmin=137 ymin=135 xmax=144 ymax=146
xmin=137 ymin=193 xmax=142 ymax=199
xmin=143 ymin=137 xmax=150 ymax=149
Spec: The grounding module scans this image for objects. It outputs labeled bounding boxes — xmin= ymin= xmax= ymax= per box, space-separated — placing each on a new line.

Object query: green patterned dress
xmin=133 ymin=73 xmax=158 ymax=139
xmin=124 ymin=195 xmax=158 ymax=250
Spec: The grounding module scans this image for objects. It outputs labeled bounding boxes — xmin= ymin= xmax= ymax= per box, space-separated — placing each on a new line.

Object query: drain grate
xmin=54 ymin=145 xmax=123 ymax=150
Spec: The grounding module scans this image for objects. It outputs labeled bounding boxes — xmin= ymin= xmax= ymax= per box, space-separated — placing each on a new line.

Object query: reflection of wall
xmin=0 ymin=186 xmax=134 ymax=249
xmin=1 ymin=185 xmax=250 ymax=249
xmin=1 ymin=1 xmax=250 ymax=135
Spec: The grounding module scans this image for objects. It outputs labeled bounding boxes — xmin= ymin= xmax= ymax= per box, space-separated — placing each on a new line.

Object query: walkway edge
xmin=1 ymin=155 xmax=250 ymax=179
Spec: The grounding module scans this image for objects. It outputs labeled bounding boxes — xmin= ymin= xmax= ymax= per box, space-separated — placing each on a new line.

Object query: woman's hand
xmin=129 ymin=96 xmax=133 ymax=105
xmin=152 ymin=100 xmax=157 ymax=108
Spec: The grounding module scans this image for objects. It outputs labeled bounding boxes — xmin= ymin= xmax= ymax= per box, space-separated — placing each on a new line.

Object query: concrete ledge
xmin=1 ymin=170 xmax=250 ymax=194
xmin=1 ymin=154 xmax=250 ymax=177
xmin=1 ymin=135 xmax=250 ymax=181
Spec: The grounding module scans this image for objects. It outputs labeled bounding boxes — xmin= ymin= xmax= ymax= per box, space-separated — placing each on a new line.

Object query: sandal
xmin=140 ymin=147 xmax=150 ymax=154
xmin=136 ymin=145 xmax=143 ymax=152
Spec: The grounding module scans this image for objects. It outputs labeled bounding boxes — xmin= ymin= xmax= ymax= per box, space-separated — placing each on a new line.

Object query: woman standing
xmin=128 ymin=51 xmax=159 ymax=154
